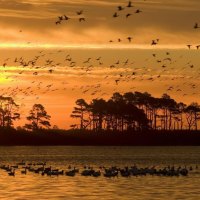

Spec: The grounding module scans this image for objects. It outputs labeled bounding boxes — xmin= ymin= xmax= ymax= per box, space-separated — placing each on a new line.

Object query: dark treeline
xmin=1 ymin=91 xmax=200 ymax=132
xmin=1 ymin=92 xmax=200 ymax=146
xmin=0 ymin=129 xmax=200 ymax=146
xmin=71 ymin=92 xmax=200 ymax=131
xmin=0 ymin=96 xmax=51 ymax=131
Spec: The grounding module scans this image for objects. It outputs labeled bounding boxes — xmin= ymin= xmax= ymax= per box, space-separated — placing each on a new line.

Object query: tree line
xmin=0 ymin=96 xmax=50 ymax=131
xmin=1 ymin=91 xmax=200 ymax=132
xmin=71 ymin=92 xmax=200 ymax=131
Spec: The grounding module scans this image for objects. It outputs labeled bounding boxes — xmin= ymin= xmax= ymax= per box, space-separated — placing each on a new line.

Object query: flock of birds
xmin=0 ymin=0 xmax=199 ymax=121
xmin=0 ymin=161 xmax=198 ymax=178
xmin=0 ymin=48 xmax=200 ymax=101
xmin=112 ymin=1 xmax=142 ymax=19
xmin=55 ymin=10 xmax=85 ymax=24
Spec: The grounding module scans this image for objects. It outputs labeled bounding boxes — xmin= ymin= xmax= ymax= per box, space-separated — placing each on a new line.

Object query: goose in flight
xmin=127 ymin=1 xmax=133 ymax=8
xmin=55 ymin=21 xmax=61 ymax=25
xmin=194 ymin=23 xmax=199 ymax=29
xmin=127 ymin=37 xmax=132 ymax=42
xmin=79 ymin=17 xmax=85 ymax=22
xmin=115 ymin=79 xmax=120 ymax=85
xmin=126 ymin=13 xmax=132 ymax=18
xmin=58 ymin=16 xmax=63 ymax=21
xmin=64 ymin=15 xmax=70 ymax=20
xmin=118 ymin=6 xmax=124 ymax=11
xmin=113 ymin=12 xmax=119 ymax=18
xmin=135 ymin=9 xmax=142 ymax=13
xmin=77 ymin=10 xmax=83 ymax=15
xmin=151 ymin=40 xmax=158 ymax=45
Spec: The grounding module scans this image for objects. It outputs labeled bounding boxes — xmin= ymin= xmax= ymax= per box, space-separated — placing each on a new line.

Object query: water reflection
xmin=0 ymin=146 xmax=199 ymax=200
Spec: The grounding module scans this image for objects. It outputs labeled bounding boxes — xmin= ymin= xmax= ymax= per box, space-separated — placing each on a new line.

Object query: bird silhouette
xmin=126 ymin=13 xmax=132 ymax=18
xmin=118 ymin=6 xmax=124 ymax=11
xmin=127 ymin=37 xmax=132 ymax=42
xmin=113 ymin=12 xmax=119 ymax=18
xmin=77 ymin=10 xmax=83 ymax=15
xmin=64 ymin=15 xmax=70 ymax=20
xmin=58 ymin=16 xmax=63 ymax=21
xmin=194 ymin=23 xmax=199 ymax=29
xmin=135 ymin=9 xmax=142 ymax=13
xmin=55 ymin=21 xmax=61 ymax=25
xmin=79 ymin=17 xmax=85 ymax=22
xmin=187 ymin=44 xmax=192 ymax=49
xmin=151 ymin=40 xmax=158 ymax=45
xmin=127 ymin=1 xmax=133 ymax=8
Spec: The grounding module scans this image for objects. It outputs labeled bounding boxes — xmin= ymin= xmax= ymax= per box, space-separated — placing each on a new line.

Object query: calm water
xmin=0 ymin=146 xmax=199 ymax=200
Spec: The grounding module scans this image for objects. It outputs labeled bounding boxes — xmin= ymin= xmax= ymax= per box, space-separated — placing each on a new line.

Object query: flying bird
xmin=64 ymin=15 xmax=70 ymax=20
xmin=77 ymin=10 xmax=83 ymax=15
xmin=194 ymin=23 xmax=199 ymax=29
xmin=151 ymin=40 xmax=158 ymax=45
xmin=126 ymin=13 xmax=132 ymax=18
xmin=118 ymin=6 xmax=124 ymax=11
xmin=135 ymin=9 xmax=142 ymax=13
xmin=113 ymin=12 xmax=119 ymax=18
xmin=127 ymin=1 xmax=133 ymax=8
xmin=79 ymin=17 xmax=85 ymax=22
xmin=127 ymin=37 xmax=132 ymax=42
xmin=55 ymin=21 xmax=61 ymax=25
xmin=58 ymin=16 xmax=63 ymax=21
xmin=115 ymin=79 xmax=120 ymax=85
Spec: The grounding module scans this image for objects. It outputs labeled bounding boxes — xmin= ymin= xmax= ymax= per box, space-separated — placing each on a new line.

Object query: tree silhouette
xmin=25 ymin=104 xmax=51 ymax=131
xmin=0 ymin=96 xmax=20 ymax=129
xmin=185 ymin=103 xmax=200 ymax=130
xmin=70 ymin=99 xmax=89 ymax=129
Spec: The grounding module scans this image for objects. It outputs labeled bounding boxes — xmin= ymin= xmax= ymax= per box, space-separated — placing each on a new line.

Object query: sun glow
xmin=0 ymin=76 xmax=9 ymax=83
xmin=0 ymin=42 xmax=189 ymax=50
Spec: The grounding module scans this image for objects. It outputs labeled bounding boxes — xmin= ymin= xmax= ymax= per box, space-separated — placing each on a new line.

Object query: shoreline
xmin=0 ymin=129 xmax=200 ymax=146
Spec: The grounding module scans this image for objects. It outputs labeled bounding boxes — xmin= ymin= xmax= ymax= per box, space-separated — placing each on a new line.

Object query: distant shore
xmin=0 ymin=129 xmax=200 ymax=146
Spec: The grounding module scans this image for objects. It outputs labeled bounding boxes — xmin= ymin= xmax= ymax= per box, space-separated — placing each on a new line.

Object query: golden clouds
xmin=0 ymin=0 xmax=199 ymax=47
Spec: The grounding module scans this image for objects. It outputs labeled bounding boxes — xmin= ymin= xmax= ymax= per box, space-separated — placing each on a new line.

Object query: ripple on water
xmin=0 ymin=146 xmax=199 ymax=200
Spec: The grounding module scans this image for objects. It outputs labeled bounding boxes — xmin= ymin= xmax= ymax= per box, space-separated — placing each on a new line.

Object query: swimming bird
xmin=8 ymin=169 xmax=15 ymax=176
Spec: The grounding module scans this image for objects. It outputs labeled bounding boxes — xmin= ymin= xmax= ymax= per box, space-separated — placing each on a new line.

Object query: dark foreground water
xmin=0 ymin=146 xmax=199 ymax=200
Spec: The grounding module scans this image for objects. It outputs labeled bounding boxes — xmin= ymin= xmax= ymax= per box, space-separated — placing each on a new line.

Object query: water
xmin=0 ymin=146 xmax=199 ymax=200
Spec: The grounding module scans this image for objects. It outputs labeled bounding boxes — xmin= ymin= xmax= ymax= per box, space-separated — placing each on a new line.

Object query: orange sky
xmin=0 ymin=0 xmax=200 ymax=129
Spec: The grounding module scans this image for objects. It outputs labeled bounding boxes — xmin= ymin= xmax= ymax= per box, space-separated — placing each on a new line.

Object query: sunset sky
xmin=0 ymin=0 xmax=200 ymax=129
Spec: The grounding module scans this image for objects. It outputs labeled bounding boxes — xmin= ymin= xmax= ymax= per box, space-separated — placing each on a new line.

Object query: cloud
xmin=0 ymin=0 xmax=199 ymax=46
